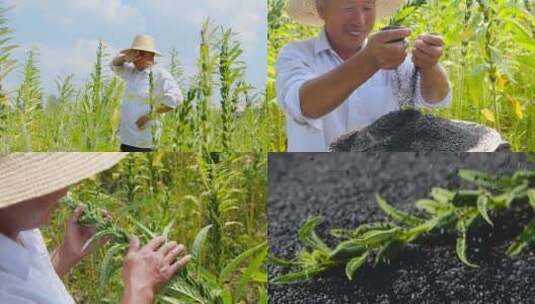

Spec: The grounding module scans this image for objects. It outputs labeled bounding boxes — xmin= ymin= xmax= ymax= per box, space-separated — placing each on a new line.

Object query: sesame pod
xmin=430 ymin=187 xmax=455 ymax=204
xmin=376 ymin=195 xmax=424 ymax=226
xmin=458 ymin=169 xmax=503 ymax=191
xmin=476 ymin=195 xmax=493 ymax=226
xmin=494 ymin=183 xmax=530 ymax=207
xmin=374 ymin=238 xmax=406 ymax=266
xmin=113 ymin=230 xmax=130 ymax=244
xmin=451 ymin=190 xmax=483 ymax=207
xmin=329 ymin=228 xmax=355 ymax=239
xmin=415 ymin=199 xmax=450 ymax=215
xmin=353 ymin=222 xmax=397 ymax=236
xmin=425 ymin=211 xmax=457 ymax=232
xmin=512 ymin=171 xmax=535 ymax=187
xmin=329 ymin=240 xmax=368 ymax=261
xmin=330 ymin=222 xmax=397 ymax=239
xmin=356 ymin=228 xmax=401 ymax=247
xmin=527 ymin=189 xmax=535 ymax=211
xmin=345 ymin=252 xmax=369 ymax=281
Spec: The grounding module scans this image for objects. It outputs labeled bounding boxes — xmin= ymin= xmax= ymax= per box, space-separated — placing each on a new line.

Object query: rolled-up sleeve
xmin=415 ymin=73 xmax=452 ymax=109
xmin=109 ymin=61 xmax=133 ymax=80
xmin=157 ymin=69 xmax=183 ymax=109
xmin=276 ymin=44 xmax=323 ymax=131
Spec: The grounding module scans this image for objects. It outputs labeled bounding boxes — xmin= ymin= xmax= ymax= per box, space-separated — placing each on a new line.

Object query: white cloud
xmin=144 ymin=0 xmax=267 ymax=89
xmin=8 ymin=0 xmax=147 ymax=29
xmin=147 ymin=0 xmax=266 ymax=54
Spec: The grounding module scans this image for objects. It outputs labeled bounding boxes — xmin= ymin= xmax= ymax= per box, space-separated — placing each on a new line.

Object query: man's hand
xmin=411 ymin=34 xmax=444 ymax=72
xmin=136 ymin=114 xmax=152 ymax=130
xmin=52 ymin=205 xmax=109 ymax=277
xmin=413 ymin=34 xmax=450 ymax=103
xmin=363 ymin=28 xmax=412 ymax=70
xmin=122 ymin=236 xmax=191 ymax=304
xmin=124 ymin=50 xmax=141 ymax=63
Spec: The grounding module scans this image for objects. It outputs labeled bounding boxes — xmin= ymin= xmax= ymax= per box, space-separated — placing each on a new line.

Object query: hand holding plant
xmin=61 ymin=193 xmax=262 ymax=303
xmin=363 ymin=28 xmax=411 ymax=70
xmin=52 ymin=204 xmax=111 ymax=277
xmin=124 ymin=50 xmax=141 ymax=63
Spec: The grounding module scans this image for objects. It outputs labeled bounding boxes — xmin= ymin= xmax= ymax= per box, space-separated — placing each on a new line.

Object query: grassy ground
xmin=42 ymin=152 xmax=267 ymax=303
xmin=268 ymin=0 xmax=535 ymax=152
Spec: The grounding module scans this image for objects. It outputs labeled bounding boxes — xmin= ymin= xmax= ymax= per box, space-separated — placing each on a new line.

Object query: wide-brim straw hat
xmin=120 ymin=34 xmax=162 ymax=57
xmin=288 ymin=0 xmax=406 ymax=26
xmin=0 ymin=153 xmax=127 ymax=209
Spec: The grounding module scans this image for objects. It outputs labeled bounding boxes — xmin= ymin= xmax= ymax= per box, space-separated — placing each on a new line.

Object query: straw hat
xmin=0 ymin=153 xmax=127 ymax=209
xmin=120 ymin=34 xmax=162 ymax=56
xmin=288 ymin=0 xmax=406 ymax=26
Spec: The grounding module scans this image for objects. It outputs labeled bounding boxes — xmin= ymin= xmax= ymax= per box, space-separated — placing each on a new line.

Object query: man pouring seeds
xmin=111 ymin=34 xmax=183 ymax=152
xmin=276 ymin=0 xmax=452 ymax=152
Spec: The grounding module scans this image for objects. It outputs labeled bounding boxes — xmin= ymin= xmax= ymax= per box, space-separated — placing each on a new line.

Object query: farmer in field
xmin=111 ymin=34 xmax=183 ymax=152
xmin=0 ymin=153 xmax=191 ymax=304
xmin=277 ymin=0 xmax=452 ymax=152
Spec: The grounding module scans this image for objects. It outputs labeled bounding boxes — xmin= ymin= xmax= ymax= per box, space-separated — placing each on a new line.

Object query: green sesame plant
xmin=14 ymin=48 xmax=41 ymax=151
xmin=388 ymin=0 xmax=428 ymax=27
xmin=271 ymin=168 xmax=535 ymax=284
xmin=0 ymin=8 xmax=284 ymax=152
xmin=62 ymin=189 xmax=267 ymax=304
xmin=49 ymin=152 xmax=268 ymax=303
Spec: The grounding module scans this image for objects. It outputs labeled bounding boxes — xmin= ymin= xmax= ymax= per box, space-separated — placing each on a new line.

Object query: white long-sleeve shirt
xmin=276 ymin=30 xmax=452 ymax=152
xmin=111 ymin=62 xmax=183 ymax=148
xmin=0 ymin=229 xmax=75 ymax=304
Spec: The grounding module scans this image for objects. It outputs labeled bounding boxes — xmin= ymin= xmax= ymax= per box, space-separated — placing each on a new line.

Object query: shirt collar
xmin=126 ymin=62 xmax=151 ymax=74
xmin=314 ymin=29 xmax=333 ymax=55
xmin=135 ymin=67 xmax=151 ymax=75
xmin=0 ymin=233 xmax=31 ymax=280
xmin=314 ymin=29 xmax=369 ymax=58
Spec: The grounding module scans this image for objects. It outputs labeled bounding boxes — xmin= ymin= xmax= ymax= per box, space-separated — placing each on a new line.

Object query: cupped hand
xmin=136 ymin=114 xmax=152 ymax=130
xmin=62 ymin=205 xmax=109 ymax=260
xmin=53 ymin=205 xmax=109 ymax=277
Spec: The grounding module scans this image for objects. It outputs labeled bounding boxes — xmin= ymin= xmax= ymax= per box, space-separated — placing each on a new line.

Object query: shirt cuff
xmin=282 ymin=82 xmax=323 ymax=132
xmin=161 ymin=94 xmax=181 ymax=109
xmin=415 ymin=76 xmax=453 ymax=109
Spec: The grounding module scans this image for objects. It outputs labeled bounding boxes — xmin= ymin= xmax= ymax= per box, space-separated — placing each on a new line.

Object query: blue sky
xmin=4 ymin=0 xmax=267 ymax=95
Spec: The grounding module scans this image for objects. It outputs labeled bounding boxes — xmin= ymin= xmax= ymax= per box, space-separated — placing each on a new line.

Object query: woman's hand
xmin=136 ymin=114 xmax=152 ymax=130
xmin=52 ymin=205 xmax=108 ymax=277
xmin=122 ymin=236 xmax=191 ymax=304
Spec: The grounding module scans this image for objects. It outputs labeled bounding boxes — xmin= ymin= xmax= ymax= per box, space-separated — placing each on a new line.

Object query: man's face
xmin=318 ymin=0 xmax=376 ymax=53
xmin=0 ymin=187 xmax=69 ymax=235
xmin=134 ymin=51 xmax=156 ymax=70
